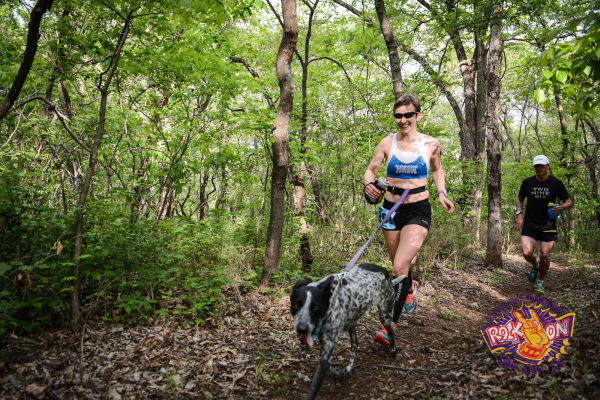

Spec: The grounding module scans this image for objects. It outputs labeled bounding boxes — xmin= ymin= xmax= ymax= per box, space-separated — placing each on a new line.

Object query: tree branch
xmin=12 ymin=96 xmax=91 ymax=153
xmin=331 ymin=0 xmax=373 ymax=27
xmin=0 ymin=0 xmax=55 ymax=122
xmin=230 ymin=57 xmax=276 ymax=110
xmin=308 ymin=56 xmax=352 ymax=83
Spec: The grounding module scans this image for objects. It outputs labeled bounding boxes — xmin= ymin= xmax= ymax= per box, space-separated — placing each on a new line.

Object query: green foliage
xmin=537 ymin=11 xmax=600 ymax=113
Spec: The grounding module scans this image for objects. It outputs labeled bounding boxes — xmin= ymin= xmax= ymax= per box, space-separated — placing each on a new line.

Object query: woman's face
xmin=394 ymin=104 xmax=422 ymax=134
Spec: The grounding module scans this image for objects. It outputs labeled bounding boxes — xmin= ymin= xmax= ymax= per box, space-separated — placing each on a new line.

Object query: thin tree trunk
xmin=261 ymin=0 xmax=298 ymax=288
xmin=471 ymin=9 xmax=488 ymax=240
xmin=500 ymin=112 xmax=518 ymax=161
xmin=555 ymin=94 xmax=575 ymax=248
xmin=60 ymin=81 xmax=73 ymax=118
xmin=44 ymin=68 xmax=58 ymax=120
xmin=0 ymin=0 xmax=55 ymax=122
xmin=71 ymin=13 xmax=131 ymax=331
xmin=374 ymin=0 xmax=403 ymax=99
xmin=485 ymin=2 xmax=503 ymax=267
xmin=291 ymin=0 xmax=318 ymax=273
xmin=197 ymin=172 xmax=209 ymax=221
xmin=578 ymin=121 xmax=598 ymax=249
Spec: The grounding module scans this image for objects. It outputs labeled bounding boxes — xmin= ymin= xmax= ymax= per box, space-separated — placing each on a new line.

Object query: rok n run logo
xmin=481 ymin=295 xmax=576 ymax=367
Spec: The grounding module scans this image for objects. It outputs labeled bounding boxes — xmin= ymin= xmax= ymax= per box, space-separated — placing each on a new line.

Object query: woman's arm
xmin=429 ymin=138 xmax=455 ymax=214
xmin=363 ymin=137 xmax=389 ymax=198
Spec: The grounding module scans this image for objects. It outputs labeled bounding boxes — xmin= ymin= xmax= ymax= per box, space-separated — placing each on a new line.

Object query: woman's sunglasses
xmin=392 ymin=112 xmax=419 ymax=119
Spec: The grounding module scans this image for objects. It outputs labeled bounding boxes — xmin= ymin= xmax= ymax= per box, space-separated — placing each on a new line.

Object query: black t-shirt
xmin=518 ymin=175 xmax=570 ymax=231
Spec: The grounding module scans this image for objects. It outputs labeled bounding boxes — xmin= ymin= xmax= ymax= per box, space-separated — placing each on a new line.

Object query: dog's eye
xmin=293 ymin=303 xmax=301 ymax=309
xmin=312 ymin=305 xmax=319 ymax=311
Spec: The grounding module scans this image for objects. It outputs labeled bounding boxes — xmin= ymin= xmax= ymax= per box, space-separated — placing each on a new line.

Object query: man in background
xmin=516 ymin=155 xmax=573 ymax=293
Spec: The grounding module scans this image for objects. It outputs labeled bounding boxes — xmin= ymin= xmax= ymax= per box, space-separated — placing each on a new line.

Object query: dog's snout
xmin=296 ymin=323 xmax=309 ymax=335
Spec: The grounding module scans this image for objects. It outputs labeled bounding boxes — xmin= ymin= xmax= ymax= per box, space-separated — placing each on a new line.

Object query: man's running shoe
xmin=373 ymin=325 xmax=389 ymax=346
xmin=534 ymin=280 xmax=545 ymax=293
xmin=403 ymin=280 xmax=418 ymax=314
xmin=528 ymin=259 xmax=540 ymax=283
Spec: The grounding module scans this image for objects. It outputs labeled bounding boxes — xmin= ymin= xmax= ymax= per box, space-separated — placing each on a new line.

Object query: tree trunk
xmin=44 ymin=69 xmax=58 ymax=120
xmin=484 ymin=3 xmax=503 ymax=268
xmin=555 ymin=94 xmax=575 ymax=248
xmin=374 ymin=0 xmax=403 ymax=100
xmin=197 ymin=171 xmax=209 ymax=221
xmin=261 ymin=0 xmax=298 ymax=288
xmin=0 ymin=0 xmax=55 ymax=122
xmin=60 ymin=81 xmax=73 ymax=118
xmin=471 ymin=10 xmax=488 ymax=240
xmin=71 ymin=14 xmax=131 ymax=332
xmin=290 ymin=0 xmax=318 ymax=273
xmin=309 ymin=166 xmax=328 ymax=223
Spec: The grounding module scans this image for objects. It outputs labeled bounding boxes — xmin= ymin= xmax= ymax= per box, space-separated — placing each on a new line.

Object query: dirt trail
xmin=1 ymin=253 xmax=599 ymax=399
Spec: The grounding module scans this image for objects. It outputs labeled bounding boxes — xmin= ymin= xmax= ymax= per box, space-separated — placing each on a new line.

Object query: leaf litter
xmin=1 ymin=254 xmax=599 ymax=399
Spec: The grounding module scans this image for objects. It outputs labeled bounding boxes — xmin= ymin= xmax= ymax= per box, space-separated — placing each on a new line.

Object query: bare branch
xmin=308 ymin=56 xmax=352 ymax=83
xmin=12 ymin=96 xmax=91 ymax=153
xmin=331 ymin=0 xmax=373 ymax=27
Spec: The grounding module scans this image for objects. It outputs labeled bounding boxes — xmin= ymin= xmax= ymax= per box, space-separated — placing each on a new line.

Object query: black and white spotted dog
xmin=290 ymin=263 xmax=402 ymax=400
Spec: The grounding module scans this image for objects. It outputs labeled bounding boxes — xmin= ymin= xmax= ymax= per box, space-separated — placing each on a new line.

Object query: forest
xmin=0 ymin=0 xmax=599 ymax=399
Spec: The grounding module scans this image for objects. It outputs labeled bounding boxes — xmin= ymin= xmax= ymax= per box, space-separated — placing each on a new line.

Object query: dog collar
xmin=312 ymin=321 xmax=323 ymax=341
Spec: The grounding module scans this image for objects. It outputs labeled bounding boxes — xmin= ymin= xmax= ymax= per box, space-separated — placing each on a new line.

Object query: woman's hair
xmin=393 ymin=95 xmax=421 ymax=113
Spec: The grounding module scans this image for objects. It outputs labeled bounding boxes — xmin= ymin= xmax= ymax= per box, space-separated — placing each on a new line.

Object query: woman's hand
xmin=438 ymin=194 xmax=454 ymax=214
xmin=364 ymin=182 xmax=382 ymax=199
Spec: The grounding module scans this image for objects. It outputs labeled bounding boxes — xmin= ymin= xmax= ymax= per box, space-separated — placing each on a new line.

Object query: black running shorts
xmin=378 ymin=199 xmax=432 ymax=231
xmin=521 ymin=226 xmax=557 ymax=242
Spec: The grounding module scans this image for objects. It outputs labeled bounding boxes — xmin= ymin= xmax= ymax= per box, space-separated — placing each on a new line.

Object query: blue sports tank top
xmin=386 ymin=133 xmax=429 ymax=179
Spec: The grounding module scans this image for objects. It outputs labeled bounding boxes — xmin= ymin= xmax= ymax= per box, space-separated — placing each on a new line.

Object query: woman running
xmin=363 ymin=94 xmax=454 ymax=345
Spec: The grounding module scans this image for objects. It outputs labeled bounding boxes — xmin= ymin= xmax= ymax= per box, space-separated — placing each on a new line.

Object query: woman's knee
xmin=392 ymin=263 xmax=410 ymax=277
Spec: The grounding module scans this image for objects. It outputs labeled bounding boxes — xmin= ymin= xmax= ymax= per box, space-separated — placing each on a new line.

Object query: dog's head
xmin=290 ymin=276 xmax=335 ymax=347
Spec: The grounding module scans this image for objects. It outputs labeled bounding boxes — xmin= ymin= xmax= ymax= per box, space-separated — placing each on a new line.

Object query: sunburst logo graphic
xmin=481 ymin=295 xmax=575 ymax=366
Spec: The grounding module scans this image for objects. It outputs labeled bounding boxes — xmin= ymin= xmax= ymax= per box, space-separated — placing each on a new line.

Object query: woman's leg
xmin=392 ymin=225 xmax=428 ymax=277
xmin=382 ymin=229 xmax=401 ymax=262
xmin=391 ymin=225 xmax=428 ymax=324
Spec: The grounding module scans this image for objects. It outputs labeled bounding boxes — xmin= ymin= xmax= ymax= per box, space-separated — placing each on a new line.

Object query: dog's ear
xmin=292 ymin=278 xmax=312 ymax=292
xmin=317 ymin=275 xmax=336 ymax=296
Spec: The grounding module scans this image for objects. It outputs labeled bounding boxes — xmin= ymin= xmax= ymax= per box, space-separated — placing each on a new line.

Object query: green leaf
xmin=0 ymin=263 xmax=11 ymax=276
xmin=533 ymin=88 xmax=546 ymax=103
xmin=555 ymin=70 xmax=568 ymax=84
xmin=543 ymin=98 xmax=551 ymax=110
xmin=91 ymin=271 xmax=101 ymax=280
xmin=542 ymin=71 xmax=553 ymax=79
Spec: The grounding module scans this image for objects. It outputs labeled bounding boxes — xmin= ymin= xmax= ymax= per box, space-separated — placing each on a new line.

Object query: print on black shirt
xmin=518 ymin=175 xmax=570 ymax=231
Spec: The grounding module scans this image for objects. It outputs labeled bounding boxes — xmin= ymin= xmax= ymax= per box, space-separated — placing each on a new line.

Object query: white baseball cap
xmin=533 ymin=155 xmax=549 ymax=166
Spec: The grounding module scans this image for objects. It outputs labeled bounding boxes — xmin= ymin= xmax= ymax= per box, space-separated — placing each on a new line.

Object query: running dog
xmin=290 ymin=263 xmax=402 ymax=400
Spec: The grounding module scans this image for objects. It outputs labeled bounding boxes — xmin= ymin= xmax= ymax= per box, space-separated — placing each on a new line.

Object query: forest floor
xmin=1 ymin=253 xmax=600 ymax=400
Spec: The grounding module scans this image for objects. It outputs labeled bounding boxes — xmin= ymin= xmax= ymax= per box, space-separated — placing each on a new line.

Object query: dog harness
xmin=386 ymin=133 xmax=429 ymax=179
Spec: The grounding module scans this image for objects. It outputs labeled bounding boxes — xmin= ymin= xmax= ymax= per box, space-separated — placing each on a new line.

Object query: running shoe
xmin=528 ymin=259 xmax=540 ymax=283
xmin=403 ymin=280 xmax=419 ymax=314
xmin=373 ymin=325 xmax=389 ymax=346
xmin=534 ymin=280 xmax=545 ymax=293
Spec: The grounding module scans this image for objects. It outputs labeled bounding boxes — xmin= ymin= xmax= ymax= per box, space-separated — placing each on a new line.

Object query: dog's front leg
xmin=342 ymin=327 xmax=358 ymax=378
xmin=305 ymin=339 xmax=336 ymax=400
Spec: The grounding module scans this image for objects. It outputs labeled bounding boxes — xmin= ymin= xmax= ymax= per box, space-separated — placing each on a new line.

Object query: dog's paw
xmin=328 ymin=368 xmax=351 ymax=380
xmin=390 ymin=346 xmax=398 ymax=358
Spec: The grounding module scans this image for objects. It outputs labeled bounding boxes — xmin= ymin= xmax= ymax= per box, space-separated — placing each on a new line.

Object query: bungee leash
xmin=312 ymin=186 xmax=419 ymax=341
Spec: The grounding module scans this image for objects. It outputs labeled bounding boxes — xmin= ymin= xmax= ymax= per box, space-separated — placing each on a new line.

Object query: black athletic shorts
xmin=521 ymin=226 xmax=557 ymax=242
xmin=378 ymin=199 xmax=432 ymax=231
